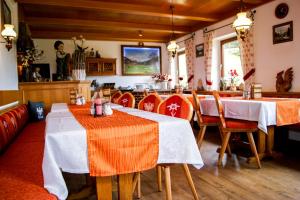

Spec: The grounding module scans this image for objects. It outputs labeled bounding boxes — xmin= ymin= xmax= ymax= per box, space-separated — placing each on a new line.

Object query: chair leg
xmin=132 ymin=172 xmax=141 ymax=198
xmin=218 ymin=126 xmax=232 ymax=157
xmin=156 ymin=166 xmax=162 ymax=192
xmin=182 ymin=164 xmax=199 ymax=200
xmin=164 ymin=166 xmax=172 ymax=200
xmin=218 ymin=132 xmax=231 ymax=166
xmin=197 ymin=126 xmax=206 ymax=147
xmin=247 ymin=132 xmax=262 ymax=169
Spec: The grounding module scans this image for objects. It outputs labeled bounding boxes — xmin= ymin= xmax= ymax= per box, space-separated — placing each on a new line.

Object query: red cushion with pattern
xmin=225 ymin=119 xmax=257 ymax=129
xmin=202 ymin=115 xmax=220 ymax=124
xmin=0 ymin=113 xmax=18 ymax=152
xmin=0 ymin=121 xmax=57 ymax=200
xmin=11 ymin=105 xmax=29 ymax=129
xmin=117 ymin=93 xmax=134 ymax=108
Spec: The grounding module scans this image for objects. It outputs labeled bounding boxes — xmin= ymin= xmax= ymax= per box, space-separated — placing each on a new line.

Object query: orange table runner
xmin=238 ymin=98 xmax=300 ymax=126
xmin=69 ymin=105 xmax=159 ymax=176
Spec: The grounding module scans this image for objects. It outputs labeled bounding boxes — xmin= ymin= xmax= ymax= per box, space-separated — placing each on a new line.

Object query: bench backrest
xmin=0 ymin=104 xmax=29 ymax=153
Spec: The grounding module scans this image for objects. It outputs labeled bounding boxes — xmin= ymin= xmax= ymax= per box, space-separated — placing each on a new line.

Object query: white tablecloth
xmin=43 ymin=103 xmax=203 ymax=200
xmin=200 ymin=98 xmax=276 ymax=133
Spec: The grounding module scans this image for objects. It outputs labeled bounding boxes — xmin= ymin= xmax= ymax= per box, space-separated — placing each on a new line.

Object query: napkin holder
xmin=250 ymin=83 xmax=262 ymax=99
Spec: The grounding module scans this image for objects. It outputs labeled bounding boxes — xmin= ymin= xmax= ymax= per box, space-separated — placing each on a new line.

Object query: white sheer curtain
xmin=184 ymin=38 xmax=195 ymax=89
xmin=204 ymin=31 xmax=214 ymax=89
xmin=238 ymin=28 xmax=255 ymax=87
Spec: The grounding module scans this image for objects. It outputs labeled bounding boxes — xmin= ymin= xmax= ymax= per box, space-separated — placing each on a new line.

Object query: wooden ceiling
xmin=16 ymin=0 xmax=274 ymax=43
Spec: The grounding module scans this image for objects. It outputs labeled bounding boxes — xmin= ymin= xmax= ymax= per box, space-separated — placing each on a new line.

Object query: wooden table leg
xmin=118 ymin=173 xmax=133 ymax=200
xmin=96 ymin=176 xmax=112 ymax=200
xmin=266 ymin=126 xmax=274 ymax=156
xmin=257 ymin=129 xmax=266 ymax=154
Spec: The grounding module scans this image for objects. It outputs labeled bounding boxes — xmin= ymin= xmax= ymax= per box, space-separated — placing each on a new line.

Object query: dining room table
xmin=199 ymin=96 xmax=300 ymax=162
xmin=43 ymin=102 xmax=203 ymax=200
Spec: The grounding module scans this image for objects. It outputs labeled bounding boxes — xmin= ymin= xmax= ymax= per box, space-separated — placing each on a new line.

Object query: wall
xmin=0 ymin=0 xmax=18 ymax=90
xmin=177 ymin=0 xmax=300 ymax=91
xmin=33 ymin=39 xmax=169 ymax=88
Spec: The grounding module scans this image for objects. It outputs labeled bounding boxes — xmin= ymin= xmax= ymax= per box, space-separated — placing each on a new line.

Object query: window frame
xmin=176 ymin=50 xmax=186 ymax=81
xmin=220 ymin=36 xmax=238 ymax=78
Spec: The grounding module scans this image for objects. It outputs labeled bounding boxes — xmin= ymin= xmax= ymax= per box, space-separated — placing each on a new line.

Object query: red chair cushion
xmin=202 ymin=115 xmax=220 ymax=124
xmin=0 ymin=121 xmax=56 ymax=200
xmin=111 ymin=92 xmax=122 ymax=103
xmin=225 ymin=119 xmax=257 ymax=129
xmin=158 ymin=95 xmax=192 ymax=120
xmin=118 ymin=93 xmax=134 ymax=108
xmin=138 ymin=94 xmax=161 ymax=113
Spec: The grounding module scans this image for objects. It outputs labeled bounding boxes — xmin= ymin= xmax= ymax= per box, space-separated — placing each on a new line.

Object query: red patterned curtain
xmin=204 ymin=32 xmax=214 ymax=89
xmin=238 ymin=28 xmax=255 ymax=87
xmin=184 ymin=38 xmax=195 ymax=89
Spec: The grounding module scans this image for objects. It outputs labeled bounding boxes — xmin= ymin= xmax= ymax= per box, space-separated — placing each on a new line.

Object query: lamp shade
xmin=1 ymin=24 xmax=17 ymax=38
xmin=167 ymin=40 xmax=179 ymax=52
xmin=233 ymin=12 xmax=252 ymax=30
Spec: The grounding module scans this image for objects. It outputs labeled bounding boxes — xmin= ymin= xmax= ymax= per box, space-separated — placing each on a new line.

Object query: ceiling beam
xmin=16 ymin=0 xmax=218 ymax=22
xmin=25 ymin=17 xmax=191 ymax=34
xmin=31 ymin=30 xmax=169 ymax=43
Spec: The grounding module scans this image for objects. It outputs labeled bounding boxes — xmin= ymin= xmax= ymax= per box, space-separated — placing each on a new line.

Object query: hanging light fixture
xmin=232 ymin=0 xmax=254 ymax=41
xmin=1 ymin=24 xmax=17 ymax=51
xmin=167 ymin=5 xmax=179 ymax=58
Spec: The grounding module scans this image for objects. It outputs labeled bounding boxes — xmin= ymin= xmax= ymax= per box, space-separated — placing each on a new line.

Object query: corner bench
xmin=0 ymin=105 xmax=56 ymax=200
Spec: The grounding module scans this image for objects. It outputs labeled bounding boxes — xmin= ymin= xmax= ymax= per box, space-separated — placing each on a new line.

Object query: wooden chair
xmin=132 ymin=93 xmax=163 ymax=198
xmin=156 ymin=94 xmax=199 ymax=200
xmin=138 ymin=93 xmax=162 ymax=113
xmin=117 ymin=92 xmax=135 ymax=108
xmin=212 ymin=91 xmax=261 ymax=168
xmin=111 ymin=90 xmax=122 ymax=103
xmin=192 ymin=91 xmax=232 ymax=156
xmin=102 ymin=88 xmax=111 ymax=102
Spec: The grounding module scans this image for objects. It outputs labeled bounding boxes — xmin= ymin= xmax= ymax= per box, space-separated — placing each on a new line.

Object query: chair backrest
xmin=111 ymin=91 xmax=122 ymax=103
xmin=117 ymin=92 xmax=135 ymax=108
xmin=102 ymin=88 xmax=111 ymax=102
xmin=192 ymin=90 xmax=204 ymax=124
xmin=157 ymin=94 xmax=193 ymax=121
xmin=138 ymin=93 xmax=162 ymax=113
xmin=212 ymin=91 xmax=226 ymax=129
xmin=69 ymin=88 xmax=78 ymax=105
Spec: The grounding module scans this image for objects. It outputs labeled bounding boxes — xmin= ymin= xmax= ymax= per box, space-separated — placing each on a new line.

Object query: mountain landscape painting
xmin=122 ymin=46 xmax=161 ymax=75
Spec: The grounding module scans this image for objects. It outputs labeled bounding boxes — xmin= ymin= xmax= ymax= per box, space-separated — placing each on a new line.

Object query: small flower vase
xmin=161 ymin=81 xmax=168 ymax=90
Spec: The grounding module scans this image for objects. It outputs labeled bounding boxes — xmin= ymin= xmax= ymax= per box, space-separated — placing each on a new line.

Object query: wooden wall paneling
xmin=0 ymin=90 xmax=21 ymax=107
xmin=19 ymin=81 xmax=91 ymax=112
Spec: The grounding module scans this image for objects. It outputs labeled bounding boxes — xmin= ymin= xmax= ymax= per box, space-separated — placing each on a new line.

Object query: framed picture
xmin=273 ymin=21 xmax=293 ymax=44
xmin=1 ymin=0 xmax=11 ymax=31
xmin=121 ymin=45 xmax=161 ymax=75
xmin=195 ymin=43 xmax=204 ymax=57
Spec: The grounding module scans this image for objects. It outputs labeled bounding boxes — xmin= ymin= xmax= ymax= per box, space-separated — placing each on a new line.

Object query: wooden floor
xmin=65 ymin=128 xmax=300 ymax=200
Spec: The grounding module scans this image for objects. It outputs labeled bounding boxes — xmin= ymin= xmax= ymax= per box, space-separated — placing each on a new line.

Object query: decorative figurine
xmin=32 ymin=67 xmax=42 ymax=82
xmin=54 ymin=40 xmax=71 ymax=80
xmin=276 ymin=67 xmax=293 ymax=92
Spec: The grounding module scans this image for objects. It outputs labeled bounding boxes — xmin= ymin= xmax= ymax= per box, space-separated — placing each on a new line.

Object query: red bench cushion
xmin=0 ymin=113 xmax=18 ymax=152
xmin=0 ymin=121 xmax=56 ymax=200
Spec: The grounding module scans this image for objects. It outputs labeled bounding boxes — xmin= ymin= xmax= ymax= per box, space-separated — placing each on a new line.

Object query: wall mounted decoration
xmin=276 ymin=67 xmax=293 ymax=92
xmin=121 ymin=45 xmax=161 ymax=76
xmin=275 ymin=3 xmax=289 ymax=19
xmin=195 ymin=43 xmax=204 ymax=57
xmin=1 ymin=0 xmax=11 ymax=31
xmin=273 ymin=21 xmax=293 ymax=44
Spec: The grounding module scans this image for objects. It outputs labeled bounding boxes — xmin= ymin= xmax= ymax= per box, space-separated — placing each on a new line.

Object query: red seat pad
xmin=225 ymin=119 xmax=258 ymax=129
xmin=202 ymin=115 xmax=220 ymax=124
xmin=0 ymin=121 xmax=57 ymax=200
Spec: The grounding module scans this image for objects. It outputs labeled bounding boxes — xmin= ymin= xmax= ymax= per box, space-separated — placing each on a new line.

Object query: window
xmin=221 ymin=37 xmax=243 ymax=86
xmin=177 ymin=51 xmax=188 ymax=87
